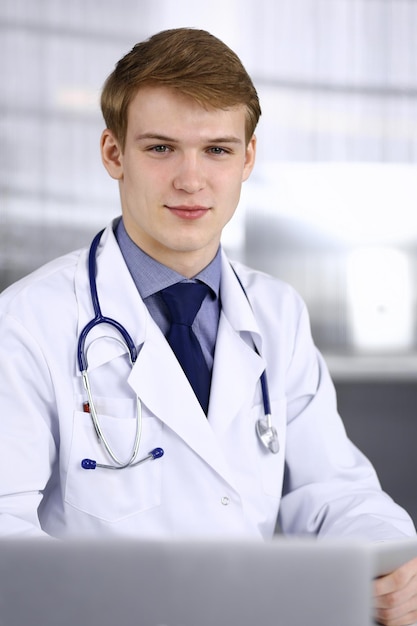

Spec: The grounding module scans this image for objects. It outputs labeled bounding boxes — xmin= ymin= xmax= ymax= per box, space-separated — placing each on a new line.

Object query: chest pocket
xmin=64 ymin=397 xmax=163 ymax=522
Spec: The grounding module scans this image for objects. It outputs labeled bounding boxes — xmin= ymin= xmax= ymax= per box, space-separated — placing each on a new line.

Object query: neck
xmin=151 ymin=248 xmax=217 ymax=279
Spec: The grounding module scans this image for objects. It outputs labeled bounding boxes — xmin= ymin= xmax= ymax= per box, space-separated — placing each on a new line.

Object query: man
xmin=0 ymin=27 xmax=416 ymax=624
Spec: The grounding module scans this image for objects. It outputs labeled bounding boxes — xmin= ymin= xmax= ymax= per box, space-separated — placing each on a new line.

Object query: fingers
xmin=374 ymin=558 xmax=417 ymax=625
xmin=374 ymin=599 xmax=417 ymax=626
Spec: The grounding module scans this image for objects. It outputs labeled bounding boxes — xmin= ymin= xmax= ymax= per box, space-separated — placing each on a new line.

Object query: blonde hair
xmin=101 ymin=28 xmax=261 ymax=150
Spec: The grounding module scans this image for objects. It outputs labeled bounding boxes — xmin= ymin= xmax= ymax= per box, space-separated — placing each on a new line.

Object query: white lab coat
xmin=0 ymin=222 xmax=415 ymax=540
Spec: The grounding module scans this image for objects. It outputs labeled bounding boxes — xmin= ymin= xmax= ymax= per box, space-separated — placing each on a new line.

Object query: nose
xmin=173 ymin=154 xmax=205 ymax=193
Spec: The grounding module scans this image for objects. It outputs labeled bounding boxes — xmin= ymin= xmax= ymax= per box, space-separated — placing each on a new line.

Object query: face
xmin=101 ymin=85 xmax=256 ymax=277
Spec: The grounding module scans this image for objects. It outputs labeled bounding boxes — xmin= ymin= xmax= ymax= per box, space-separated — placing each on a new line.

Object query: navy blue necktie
xmin=160 ymin=282 xmax=211 ymax=414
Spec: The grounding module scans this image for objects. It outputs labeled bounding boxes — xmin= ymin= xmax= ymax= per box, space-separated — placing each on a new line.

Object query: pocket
xmin=64 ymin=398 xmax=163 ymax=522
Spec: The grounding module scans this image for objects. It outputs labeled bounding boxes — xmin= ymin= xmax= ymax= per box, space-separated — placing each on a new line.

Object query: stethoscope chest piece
xmin=256 ymin=415 xmax=279 ymax=454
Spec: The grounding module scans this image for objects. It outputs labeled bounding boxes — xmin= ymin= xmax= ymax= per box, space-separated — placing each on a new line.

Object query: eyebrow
xmin=135 ymin=132 xmax=243 ymax=145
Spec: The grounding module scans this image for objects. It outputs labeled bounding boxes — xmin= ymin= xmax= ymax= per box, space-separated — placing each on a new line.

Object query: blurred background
xmin=1 ymin=0 xmax=417 ymax=523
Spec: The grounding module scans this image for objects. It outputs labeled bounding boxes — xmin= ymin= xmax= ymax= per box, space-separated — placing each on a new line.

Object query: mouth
xmin=165 ymin=205 xmax=210 ymax=220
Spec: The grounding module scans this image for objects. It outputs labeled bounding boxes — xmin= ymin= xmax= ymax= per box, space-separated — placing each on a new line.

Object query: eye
xmin=207 ymin=146 xmax=229 ymax=155
xmin=150 ymin=145 xmax=172 ymax=153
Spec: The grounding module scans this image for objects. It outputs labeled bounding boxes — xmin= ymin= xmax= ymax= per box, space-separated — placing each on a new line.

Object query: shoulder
xmin=228 ymin=258 xmax=306 ymax=311
xmin=0 ymin=249 xmax=84 ymax=319
xmin=224 ymin=257 xmax=312 ymax=352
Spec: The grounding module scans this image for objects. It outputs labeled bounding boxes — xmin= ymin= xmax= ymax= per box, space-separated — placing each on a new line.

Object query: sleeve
xmin=278 ymin=304 xmax=416 ymax=541
xmin=0 ymin=311 xmax=56 ymax=537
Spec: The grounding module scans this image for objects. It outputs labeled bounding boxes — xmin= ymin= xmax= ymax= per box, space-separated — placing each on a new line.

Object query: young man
xmin=0 ymin=28 xmax=416 ymax=624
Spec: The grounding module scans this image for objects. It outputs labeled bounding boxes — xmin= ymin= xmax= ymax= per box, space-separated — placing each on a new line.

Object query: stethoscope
xmin=78 ymin=230 xmax=279 ymax=471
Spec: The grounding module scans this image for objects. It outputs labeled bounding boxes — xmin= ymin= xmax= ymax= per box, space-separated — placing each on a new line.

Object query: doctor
xmin=1 ymin=27 xmax=417 ymax=625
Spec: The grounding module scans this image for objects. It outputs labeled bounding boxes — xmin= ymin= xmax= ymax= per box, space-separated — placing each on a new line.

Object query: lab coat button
xmin=221 ymin=496 xmax=230 ymax=506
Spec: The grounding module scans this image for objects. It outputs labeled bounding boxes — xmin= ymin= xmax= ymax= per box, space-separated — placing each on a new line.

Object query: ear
xmin=101 ymin=129 xmax=123 ymax=180
xmin=242 ymin=134 xmax=256 ymax=182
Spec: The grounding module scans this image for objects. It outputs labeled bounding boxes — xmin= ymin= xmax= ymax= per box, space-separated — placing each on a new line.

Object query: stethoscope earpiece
xmin=81 ymin=447 xmax=164 ymax=471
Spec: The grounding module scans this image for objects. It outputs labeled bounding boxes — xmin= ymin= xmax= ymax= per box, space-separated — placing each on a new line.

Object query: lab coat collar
xmin=75 ymin=223 xmax=149 ymax=372
xmin=75 ymin=227 xmax=264 ymax=372
xmin=219 ymin=251 xmax=264 ymax=350
xmin=207 ymin=253 xmax=266 ymax=433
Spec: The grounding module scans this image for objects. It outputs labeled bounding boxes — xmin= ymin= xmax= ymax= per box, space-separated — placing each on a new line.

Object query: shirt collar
xmin=114 ymin=218 xmax=221 ymax=299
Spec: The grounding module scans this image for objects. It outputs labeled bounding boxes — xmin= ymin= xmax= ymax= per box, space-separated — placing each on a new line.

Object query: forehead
xmin=126 ymin=85 xmax=247 ymax=138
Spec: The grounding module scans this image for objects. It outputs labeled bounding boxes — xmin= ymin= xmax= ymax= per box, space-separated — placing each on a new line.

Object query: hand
xmin=374 ymin=556 xmax=417 ymax=625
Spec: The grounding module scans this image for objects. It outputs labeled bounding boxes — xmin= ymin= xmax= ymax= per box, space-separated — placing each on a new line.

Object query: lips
xmin=166 ymin=205 xmax=210 ymax=220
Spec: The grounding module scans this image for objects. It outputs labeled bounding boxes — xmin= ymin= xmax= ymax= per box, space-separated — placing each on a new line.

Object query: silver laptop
xmin=371 ymin=538 xmax=417 ymax=578
xmin=0 ymin=537 xmax=374 ymax=626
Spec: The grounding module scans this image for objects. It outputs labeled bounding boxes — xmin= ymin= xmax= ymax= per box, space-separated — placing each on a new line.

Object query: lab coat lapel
xmin=127 ymin=252 xmax=265 ymax=488
xmin=207 ymin=254 xmax=266 ymax=433
xmin=128 ymin=321 xmax=241 ymax=487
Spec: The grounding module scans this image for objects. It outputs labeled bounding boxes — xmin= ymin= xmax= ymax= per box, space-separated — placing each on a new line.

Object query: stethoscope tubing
xmin=77 ymin=230 xmax=138 ymax=373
